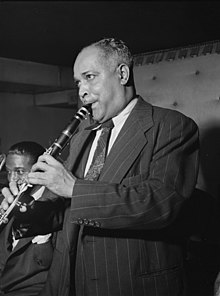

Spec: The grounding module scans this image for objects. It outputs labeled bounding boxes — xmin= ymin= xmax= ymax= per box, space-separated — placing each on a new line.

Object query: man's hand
xmin=1 ymin=181 xmax=19 ymax=210
xmin=0 ymin=154 xmax=75 ymax=222
xmin=28 ymin=154 xmax=76 ymax=198
xmin=1 ymin=182 xmax=29 ymax=211
xmin=0 ymin=181 xmax=28 ymax=224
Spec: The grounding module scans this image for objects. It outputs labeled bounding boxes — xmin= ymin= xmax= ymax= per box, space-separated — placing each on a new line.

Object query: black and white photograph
xmin=0 ymin=2 xmax=220 ymax=296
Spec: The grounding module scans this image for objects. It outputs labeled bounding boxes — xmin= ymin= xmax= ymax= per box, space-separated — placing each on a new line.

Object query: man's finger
xmin=30 ymin=161 xmax=49 ymax=173
xmin=1 ymin=187 xmax=15 ymax=203
xmin=1 ymin=200 xmax=9 ymax=211
xmin=9 ymin=181 xmax=19 ymax=196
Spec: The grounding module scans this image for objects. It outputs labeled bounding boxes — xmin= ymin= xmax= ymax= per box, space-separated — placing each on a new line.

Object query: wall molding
xmin=133 ymin=39 xmax=220 ymax=66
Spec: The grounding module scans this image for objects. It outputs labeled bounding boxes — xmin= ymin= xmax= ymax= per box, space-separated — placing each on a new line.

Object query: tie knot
xmin=101 ymin=119 xmax=114 ymax=130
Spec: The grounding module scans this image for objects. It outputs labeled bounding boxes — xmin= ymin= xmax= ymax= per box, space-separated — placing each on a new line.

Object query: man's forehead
xmin=75 ymin=47 xmax=99 ymax=65
xmin=73 ymin=47 xmax=104 ymax=77
xmin=81 ymin=45 xmax=100 ymax=56
xmin=6 ymin=154 xmax=32 ymax=165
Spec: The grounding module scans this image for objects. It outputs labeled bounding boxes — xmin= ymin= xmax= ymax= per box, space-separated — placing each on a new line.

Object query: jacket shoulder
xmin=150 ymin=103 xmax=198 ymax=129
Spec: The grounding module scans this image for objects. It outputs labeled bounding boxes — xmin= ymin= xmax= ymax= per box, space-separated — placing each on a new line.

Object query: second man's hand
xmin=0 ymin=181 xmax=27 ymax=224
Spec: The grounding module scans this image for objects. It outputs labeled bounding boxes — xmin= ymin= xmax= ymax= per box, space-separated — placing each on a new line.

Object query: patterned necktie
xmin=84 ymin=119 xmax=114 ymax=181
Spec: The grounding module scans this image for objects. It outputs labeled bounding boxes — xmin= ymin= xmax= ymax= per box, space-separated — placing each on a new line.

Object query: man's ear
xmin=117 ymin=64 xmax=130 ymax=85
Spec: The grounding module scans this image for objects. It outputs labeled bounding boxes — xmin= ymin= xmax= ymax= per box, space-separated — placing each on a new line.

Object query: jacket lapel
xmin=11 ymin=236 xmax=33 ymax=254
xmin=66 ymin=97 xmax=153 ymax=183
xmin=100 ymin=98 xmax=153 ymax=183
xmin=66 ymin=129 xmax=94 ymax=174
xmin=0 ymin=220 xmax=14 ymax=256
xmin=0 ymin=219 xmax=33 ymax=257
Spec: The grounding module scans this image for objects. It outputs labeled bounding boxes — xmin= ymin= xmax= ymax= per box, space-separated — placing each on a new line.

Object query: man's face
xmin=6 ymin=154 xmax=33 ymax=185
xmin=73 ymin=46 xmax=128 ymax=123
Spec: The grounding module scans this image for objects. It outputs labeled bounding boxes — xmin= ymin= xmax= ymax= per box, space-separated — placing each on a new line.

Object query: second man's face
xmin=6 ymin=154 xmax=33 ymax=186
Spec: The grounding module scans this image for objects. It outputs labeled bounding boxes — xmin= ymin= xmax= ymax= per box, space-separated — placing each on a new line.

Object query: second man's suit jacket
xmin=0 ymin=217 xmax=53 ymax=296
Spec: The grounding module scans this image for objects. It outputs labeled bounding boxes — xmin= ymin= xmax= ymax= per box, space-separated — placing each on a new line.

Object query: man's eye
xmin=18 ymin=170 xmax=26 ymax=175
xmin=7 ymin=170 xmax=25 ymax=176
xmin=15 ymin=170 xmax=25 ymax=175
xmin=86 ymin=74 xmax=95 ymax=80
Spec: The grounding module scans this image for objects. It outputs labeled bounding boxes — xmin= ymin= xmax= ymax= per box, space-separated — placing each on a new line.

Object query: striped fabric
xmin=39 ymin=97 xmax=199 ymax=296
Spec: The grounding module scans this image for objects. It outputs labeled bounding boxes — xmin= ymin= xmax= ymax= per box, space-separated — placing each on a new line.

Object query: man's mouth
xmin=91 ymin=101 xmax=98 ymax=109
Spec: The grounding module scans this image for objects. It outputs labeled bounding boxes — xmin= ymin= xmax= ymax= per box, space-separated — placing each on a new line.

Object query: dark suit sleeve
xmin=13 ymin=197 xmax=70 ymax=239
xmin=70 ymin=110 xmax=199 ymax=231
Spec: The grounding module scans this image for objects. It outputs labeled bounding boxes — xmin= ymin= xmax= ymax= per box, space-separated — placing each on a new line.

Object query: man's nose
xmin=78 ymin=84 xmax=89 ymax=102
xmin=8 ymin=172 xmax=18 ymax=182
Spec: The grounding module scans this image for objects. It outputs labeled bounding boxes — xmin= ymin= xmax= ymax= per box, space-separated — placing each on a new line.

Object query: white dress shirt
xmin=84 ymin=98 xmax=138 ymax=176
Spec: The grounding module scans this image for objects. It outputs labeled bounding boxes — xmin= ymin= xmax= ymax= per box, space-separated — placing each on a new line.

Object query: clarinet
xmin=0 ymin=103 xmax=92 ymax=226
xmin=0 ymin=154 xmax=6 ymax=171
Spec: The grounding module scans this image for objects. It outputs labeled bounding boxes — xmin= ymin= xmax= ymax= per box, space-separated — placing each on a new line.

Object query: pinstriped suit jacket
xmin=40 ymin=97 xmax=199 ymax=296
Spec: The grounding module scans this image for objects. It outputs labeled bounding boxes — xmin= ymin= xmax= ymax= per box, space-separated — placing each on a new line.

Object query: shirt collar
xmin=112 ymin=97 xmax=138 ymax=129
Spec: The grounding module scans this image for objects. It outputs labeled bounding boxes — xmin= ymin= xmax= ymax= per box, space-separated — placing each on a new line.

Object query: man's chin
xmin=92 ymin=113 xmax=102 ymax=123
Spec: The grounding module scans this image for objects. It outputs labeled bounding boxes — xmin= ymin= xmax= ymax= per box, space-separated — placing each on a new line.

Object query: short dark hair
xmin=7 ymin=141 xmax=45 ymax=164
xmin=90 ymin=37 xmax=133 ymax=70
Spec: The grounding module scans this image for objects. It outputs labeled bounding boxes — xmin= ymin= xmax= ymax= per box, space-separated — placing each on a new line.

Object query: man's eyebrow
xmin=73 ymin=71 xmax=88 ymax=82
